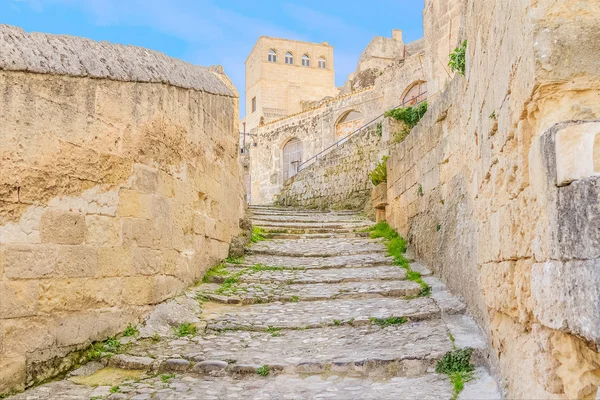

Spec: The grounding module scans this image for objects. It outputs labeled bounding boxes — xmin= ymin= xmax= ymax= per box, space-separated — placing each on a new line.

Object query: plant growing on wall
xmin=368 ymin=156 xmax=388 ymax=186
xmin=449 ymin=40 xmax=467 ymax=76
xmin=385 ymin=102 xmax=428 ymax=129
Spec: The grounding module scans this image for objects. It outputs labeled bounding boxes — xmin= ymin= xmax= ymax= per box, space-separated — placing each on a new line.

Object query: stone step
xmin=195 ymin=279 xmax=423 ymax=304
xmin=251 ymin=215 xmax=368 ymax=223
xmin=203 ymin=297 xmax=441 ymax=331
xmin=11 ymin=368 xmax=499 ymax=400
xmin=241 ymin=253 xmax=393 ymax=269
xmin=259 ymin=226 xmax=364 ymax=234
xmin=210 ymin=266 xmax=416 ymax=285
xmin=265 ymin=232 xmax=369 ymax=239
xmin=123 ymin=319 xmax=473 ymax=378
xmin=249 ymin=237 xmax=386 ymax=257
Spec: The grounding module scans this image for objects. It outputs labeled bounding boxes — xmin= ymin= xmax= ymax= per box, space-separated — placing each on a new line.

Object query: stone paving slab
xmin=203 ymin=297 xmax=441 ymax=330
xmin=249 ymin=237 xmax=386 ymax=257
xmin=127 ymin=320 xmax=455 ymax=374
xmin=242 ymin=253 xmax=393 ymax=269
xmin=8 ymin=368 xmax=501 ymax=400
xmin=265 ymin=232 xmax=369 ymax=240
xmin=196 ymin=279 xmax=423 ymax=304
xmin=214 ymin=266 xmax=410 ymax=284
xmin=251 ymin=214 xmax=367 ymax=223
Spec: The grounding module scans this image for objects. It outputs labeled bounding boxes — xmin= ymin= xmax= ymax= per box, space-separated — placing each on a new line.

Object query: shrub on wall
xmin=449 ymin=40 xmax=467 ymax=76
xmin=369 ymin=156 xmax=388 ymax=186
xmin=385 ymin=102 xmax=428 ymax=129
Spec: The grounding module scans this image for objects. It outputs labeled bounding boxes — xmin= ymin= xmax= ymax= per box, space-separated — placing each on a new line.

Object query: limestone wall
xmin=386 ymin=0 xmax=600 ymax=398
xmin=249 ymin=88 xmax=382 ymax=205
xmin=0 ymin=26 xmax=244 ymax=394
xmin=275 ymin=126 xmax=383 ymax=211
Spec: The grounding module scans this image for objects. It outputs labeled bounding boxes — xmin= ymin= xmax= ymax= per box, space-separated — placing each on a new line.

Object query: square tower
xmin=244 ymin=37 xmax=339 ymax=132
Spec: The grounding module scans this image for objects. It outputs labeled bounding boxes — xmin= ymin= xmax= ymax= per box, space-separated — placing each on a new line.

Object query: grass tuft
xmin=256 ymin=365 xmax=270 ymax=377
xmin=251 ymin=227 xmax=267 ymax=243
xmin=226 ymin=256 xmax=245 ymax=264
xmin=202 ymin=263 xmax=230 ymax=283
xmin=368 ymin=222 xmax=431 ymax=297
xmin=174 ymin=322 xmax=197 ymax=338
xmin=110 ymin=386 xmax=121 ymax=394
xmin=123 ymin=323 xmax=139 ymax=338
xmin=369 ymin=316 xmax=407 ymax=327
xmin=265 ymin=326 xmax=282 ymax=337
xmin=161 ymin=373 xmax=175 ymax=383
xmin=436 ymin=348 xmax=475 ymax=400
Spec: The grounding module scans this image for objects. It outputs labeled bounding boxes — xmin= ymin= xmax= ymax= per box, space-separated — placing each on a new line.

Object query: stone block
xmin=0 ymin=280 xmax=39 ymax=318
xmin=122 ymin=218 xmax=153 ymax=248
xmin=1 ymin=317 xmax=55 ymax=356
xmin=39 ymin=278 xmax=122 ymax=312
xmin=85 ymin=215 xmax=120 ymax=246
xmin=158 ymin=170 xmax=175 ymax=198
xmin=531 ymin=259 xmax=600 ymax=345
xmin=555 ymin=122 xmax=600 ymax=186
xmin=40 ymin=210 xmax=86 ymax=245
xmin=132 ymin=247 xmax=162 ymax=276
xmin=4 ymin=244 xmax=56 ymax=279
xmin=54 ymin=245 xmax=97 ymax=277
xmin=122 ymin=276 xmax=156 ymax=305
xmin=116 ymin=189 xmax=153 ymax=219
xmin=97 ymin=247 xmax=133 ymax=277
xmin=0 ymin=356 xmax=26 ymax=394
xmin=130 ymin=164 xmax=158 ymax=193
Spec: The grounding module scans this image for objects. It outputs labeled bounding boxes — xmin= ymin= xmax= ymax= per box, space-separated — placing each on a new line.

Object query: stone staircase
xmin=10 ymin=206 xmax=501 ymax=400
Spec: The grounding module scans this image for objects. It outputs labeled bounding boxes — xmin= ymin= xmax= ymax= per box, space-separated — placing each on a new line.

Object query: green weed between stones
xmin=83 ymin=336 xmax=123 ymax=362
xmin=202 ymin=263 xmax=230 ymax=283
xmin=256 ymin=365 xmax=270 ymax=376
xmin=174 ymin=322 xmax=197 ymax=338
xmin=251 ymin=226 xmax=267 ymax=243
xmin=123 ymin=323 xmax=139 ymax=337
xmin=265 ymin=326 xmax=282 ymax=337
xmin=368 ymin=222 xmax=431 ymax=296
xmin=369 ymin=316 xmax=407 ymax=327
xmin=161 ymin=374 xmax=175 ymax=383
xmin=110 ymin=386 xmax=121 ymax=394
xmin=226 ymin=256 xmax=245 ymax=264
xmin=436 ymin=348 xmax=475 ymax=400
xmin=289 ymin=295 xmax=300 ymax=303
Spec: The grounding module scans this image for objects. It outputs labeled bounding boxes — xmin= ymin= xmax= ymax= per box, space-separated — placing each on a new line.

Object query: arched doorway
xmin=335 ymin=110 xmax=365 ymax=138
xmin=282 ymin=138 xmax=303 ymax=181
xmin=401 ymin=81 xmax=427 ymax=105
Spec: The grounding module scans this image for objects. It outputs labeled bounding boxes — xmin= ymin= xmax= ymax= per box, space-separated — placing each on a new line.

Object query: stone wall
xmin=250 ymin=49 xmax=428 ymax=206
xmin=275 ymin=126 xmax=384 ymax=211
xmin=249 ymin=88 xmax=382 ymax=205
xmin=0 ymin=26 xmax=244 ymax=394
xmin=386 ymin=0 xmax=600 ymax=398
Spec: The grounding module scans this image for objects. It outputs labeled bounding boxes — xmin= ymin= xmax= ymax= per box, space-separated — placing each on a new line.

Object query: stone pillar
xmin=371 ymin=183 xmax=388 ymax=222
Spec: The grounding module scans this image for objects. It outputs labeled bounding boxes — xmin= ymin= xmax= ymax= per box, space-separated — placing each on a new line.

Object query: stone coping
xmin=0 ymin=25 xmax=237 ymax=97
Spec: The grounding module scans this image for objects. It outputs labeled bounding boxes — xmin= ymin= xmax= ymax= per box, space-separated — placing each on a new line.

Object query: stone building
xmin=242 ymin=37 xmax=339 ymax=132
xmin=247 ymin=30 xmax=427 ymax=205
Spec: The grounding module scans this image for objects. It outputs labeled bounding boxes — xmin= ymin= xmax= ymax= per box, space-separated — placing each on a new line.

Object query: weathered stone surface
xmin=0 ymin=25 xmax=236 ymax=97
xmin=39 ymin=210 xmax=86 ymax=245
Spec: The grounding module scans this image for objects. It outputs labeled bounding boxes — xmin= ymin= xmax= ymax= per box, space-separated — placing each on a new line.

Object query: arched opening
xmin=285 ymin=52 xmax=294 ymax=64
xmin=302 ymin=54 xmax=310 ymax=67
xmin=268 ymin=49 xmax=277 ymax=62
xmin=318 ymin=57 xmax=326 ymax=69
xmin=335 ymin=110 xmax=365 ymax=138
xmin=282 ymin=138 xmax=303 ymax=181
xmin=401 ymin=81 xmax=427 ymax=105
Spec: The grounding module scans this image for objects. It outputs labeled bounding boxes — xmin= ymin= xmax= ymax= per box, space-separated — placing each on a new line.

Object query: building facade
xmin=243 ymin=37 xmax=339 ymax=132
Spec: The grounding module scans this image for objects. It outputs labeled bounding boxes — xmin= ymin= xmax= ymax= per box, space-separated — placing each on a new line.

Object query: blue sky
xmin=2 ymin=0 xmax=424 ymax=117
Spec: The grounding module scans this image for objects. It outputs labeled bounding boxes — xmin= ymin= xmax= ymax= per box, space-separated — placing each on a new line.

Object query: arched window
xmin=401 ymin=81 xmax=427 ymax=105
xmin=285 ymin=52 xmax=294 ymax=64
xmin=335 ymin=110 xmax=365 ymax=138
xmin=318 ymin=57 xmax=326 ymax=69
xmin=302 ymin=54 xmax=310 ymax=67
xmin=282 ymin=138 xmax=303 ymax=181
xmin=268 ymin=49 xmax=277 ymax=62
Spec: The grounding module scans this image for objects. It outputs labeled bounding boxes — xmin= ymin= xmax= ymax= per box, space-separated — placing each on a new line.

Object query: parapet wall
xmin=0 ymin=26 xmax=244 ymax=394
xmin=275 ymin=126 xmax=384 ymax=211
xmin=387 ymin=0 xmax=600 ymax=398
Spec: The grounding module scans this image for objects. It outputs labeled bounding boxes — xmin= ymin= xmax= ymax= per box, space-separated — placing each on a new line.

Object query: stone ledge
xmin=0 ymin=25 xmax=237 ymax=98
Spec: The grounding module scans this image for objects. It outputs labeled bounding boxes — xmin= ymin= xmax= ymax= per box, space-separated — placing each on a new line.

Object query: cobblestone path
xmin=11 ymin=207 xmax=500 ymax=399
